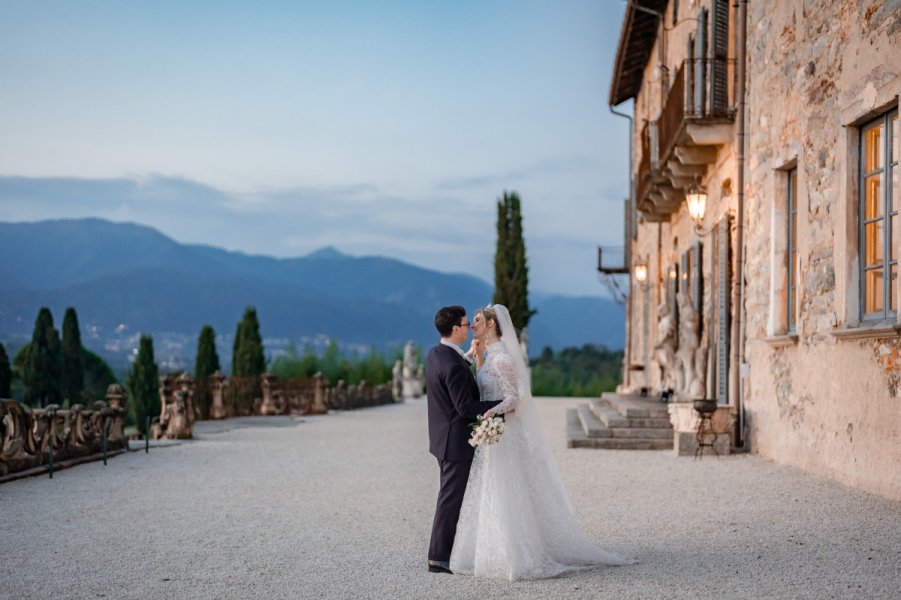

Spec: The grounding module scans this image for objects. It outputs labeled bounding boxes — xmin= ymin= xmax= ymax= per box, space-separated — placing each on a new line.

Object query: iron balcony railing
xmin=597 ymin=246 xmax=629 ymax=275
xmin=657 ymin=57 xmax=735 ymax=167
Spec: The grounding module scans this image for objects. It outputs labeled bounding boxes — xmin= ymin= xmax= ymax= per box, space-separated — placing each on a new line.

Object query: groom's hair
xmin=435 ymin=305 xmax=466 ymax=337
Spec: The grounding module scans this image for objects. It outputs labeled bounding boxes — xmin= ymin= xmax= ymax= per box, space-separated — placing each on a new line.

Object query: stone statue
xmin=675 ymin=292 xmax=706 ymax=400
xmin=654 ymin=302 xmax=677 ymax=392
xmin=402 ymin=341 xmax=425 ymax=398
xmin=154 ymin=373 xmax=195 ymax=439
xmin=392 ymin=360 xmax=403 ymax=401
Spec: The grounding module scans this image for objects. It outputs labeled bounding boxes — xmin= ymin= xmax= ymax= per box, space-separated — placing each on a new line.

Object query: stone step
xmin=566 ymin=409 xmax=674 ymax=450
xmin=577 ymin=404 xmax=672 ymax=439
xmin=590 ymin=398 xmax=673 ymax=429
xmin=602 ymin=392 xmax=670 ymax=419
xmin=576 ymin=403 xmax=611 ymax=437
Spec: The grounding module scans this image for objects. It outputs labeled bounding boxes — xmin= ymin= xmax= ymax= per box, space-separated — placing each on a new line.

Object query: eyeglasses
xmin=457 ymin=322 xmax=471 ymax=328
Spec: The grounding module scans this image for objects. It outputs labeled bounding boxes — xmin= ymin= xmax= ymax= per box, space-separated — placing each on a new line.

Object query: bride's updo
xmin=477 ymin=306 xmax=503 ymax=338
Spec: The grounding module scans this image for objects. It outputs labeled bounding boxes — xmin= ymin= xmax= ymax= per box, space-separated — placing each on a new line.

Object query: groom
xmin=426 ymin=305 xmax=500 ymax=574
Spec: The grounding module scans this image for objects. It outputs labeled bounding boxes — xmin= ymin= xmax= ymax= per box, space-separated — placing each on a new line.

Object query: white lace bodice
xmin=477 ymin=342 xmax=519 ymax=414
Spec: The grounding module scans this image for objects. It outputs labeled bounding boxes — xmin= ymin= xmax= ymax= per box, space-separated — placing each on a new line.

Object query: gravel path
xmin=2 ymin=398 xmax=899 ymax=599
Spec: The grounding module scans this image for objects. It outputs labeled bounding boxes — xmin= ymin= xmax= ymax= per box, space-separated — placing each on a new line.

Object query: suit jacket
xmin=426 ymin=343 xmax=500 ymax=462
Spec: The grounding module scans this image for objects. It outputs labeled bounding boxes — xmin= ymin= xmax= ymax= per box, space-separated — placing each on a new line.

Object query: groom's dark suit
xmin=426 ymin=342 xmax=500 ymax=565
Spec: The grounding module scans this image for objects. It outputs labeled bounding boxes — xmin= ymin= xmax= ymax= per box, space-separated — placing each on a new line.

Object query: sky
xmin=0 ymin=0 xmax=631 ymax=297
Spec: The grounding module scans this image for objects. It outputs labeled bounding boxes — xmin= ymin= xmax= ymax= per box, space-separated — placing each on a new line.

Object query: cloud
xmin=0 ymin=172 xmax=619 ymax=296
xmin=436 ymin=156 xmax=596 ymax=191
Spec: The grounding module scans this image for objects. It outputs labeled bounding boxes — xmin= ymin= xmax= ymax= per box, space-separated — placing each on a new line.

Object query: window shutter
xmin=692 ymin=241 xmax=703 ymax=314
xmin=711 ymin=0 xmax=730 ymax=114
xmin=694 ymin=8 xmax=708 ymax=116
xmin=717 ymin=216 xmax=731 ymax=404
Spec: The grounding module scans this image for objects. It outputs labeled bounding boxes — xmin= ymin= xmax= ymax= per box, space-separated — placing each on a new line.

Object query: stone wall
xmin=743 ymin=0 xmax=901 ymax=500
xmin=619 ymin=0 xmax=901 ymax=498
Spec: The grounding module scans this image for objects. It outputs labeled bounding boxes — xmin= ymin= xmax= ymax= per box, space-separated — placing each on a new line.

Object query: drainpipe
xmin=731 ymin=0 xmax=748 ymax=448
xmin=610 ymin=105 xmax=634 ymax=388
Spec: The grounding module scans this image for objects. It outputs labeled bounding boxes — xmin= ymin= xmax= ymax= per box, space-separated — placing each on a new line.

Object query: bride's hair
xmin=477 ymin=306 xmax=503 ymax=338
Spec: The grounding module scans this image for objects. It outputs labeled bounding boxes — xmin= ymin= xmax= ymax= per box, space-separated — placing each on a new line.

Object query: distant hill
xmin=0 ymin=218 xmax=624 ymax=369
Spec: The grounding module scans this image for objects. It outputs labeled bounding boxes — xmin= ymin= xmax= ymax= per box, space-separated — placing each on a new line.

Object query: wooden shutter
xmin=717 ymin=216 xmax=731 ymax=404
xmin=711 ymin=0 xmax=730 ymax=114
xmin=694 ymin=8 xmax=707 ymax=116
xmin=692 ymin=241 xmax=703 ymax=314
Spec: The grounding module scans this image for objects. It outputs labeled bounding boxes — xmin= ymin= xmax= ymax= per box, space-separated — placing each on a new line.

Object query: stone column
xmin=260 ymin=372 xmax=278 ymax=415
xmin=209 ymin=371 xmax=227 ymax=420
xmin=309 ymin=372 xmax=328 ymax=415
xmin=105 ymin=384 xmax=127 ymax=444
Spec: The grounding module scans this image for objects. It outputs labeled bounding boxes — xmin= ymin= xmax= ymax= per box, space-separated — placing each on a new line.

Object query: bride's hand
xmin=483 ymin=409 xmax=495 ymax=419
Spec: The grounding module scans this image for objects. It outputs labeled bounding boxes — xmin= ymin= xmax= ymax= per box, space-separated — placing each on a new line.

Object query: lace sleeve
xmin=490 ymin=352 xmax=520 ymax=414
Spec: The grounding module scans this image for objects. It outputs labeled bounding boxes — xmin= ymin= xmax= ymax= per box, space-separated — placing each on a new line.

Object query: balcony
xmin=597 ymin=246 xmax=628 ymax=275
xmin=636 ymin=58 xmax=735 ymax=221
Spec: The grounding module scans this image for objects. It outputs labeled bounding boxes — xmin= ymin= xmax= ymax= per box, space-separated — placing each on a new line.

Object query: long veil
xmin=492 ymin=304 xmax=575 ymax=513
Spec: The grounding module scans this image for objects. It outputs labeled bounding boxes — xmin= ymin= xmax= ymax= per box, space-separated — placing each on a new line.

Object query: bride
xmin=450 ymin=304 xmax=637 ymax=580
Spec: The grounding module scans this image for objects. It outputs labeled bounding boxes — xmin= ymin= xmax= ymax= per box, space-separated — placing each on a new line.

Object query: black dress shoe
xmin=428 ymin=561 xmax=452 ymax=574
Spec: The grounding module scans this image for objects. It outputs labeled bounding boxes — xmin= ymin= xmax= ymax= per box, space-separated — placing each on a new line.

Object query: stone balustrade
xmin=204 ymin=371 xmax=396 ymax=422
xmin=1 ymin=373 xmax=398 ymax=477
xmin=0 ymin=384 xmax=129 ymax=478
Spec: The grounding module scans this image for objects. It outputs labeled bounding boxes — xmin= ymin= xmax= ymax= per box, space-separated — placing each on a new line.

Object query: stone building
xmin=608 ymin=0 xmax=901 ymax=500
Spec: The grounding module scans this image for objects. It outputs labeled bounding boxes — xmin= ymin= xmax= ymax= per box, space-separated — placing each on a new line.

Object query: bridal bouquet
xmin=468 ymin=414 xmax=505 ymax=447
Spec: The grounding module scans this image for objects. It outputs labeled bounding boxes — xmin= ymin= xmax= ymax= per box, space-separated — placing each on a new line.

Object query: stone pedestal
xmin=668 ymin=401 xmax=734 ymax=456
xmin=673 ymin=430 xmax=733 ymax=456
xmin=260 ymin=373 xmax=279 ymax=415
xmin=209 ymin=371 xmax=227 ymax=419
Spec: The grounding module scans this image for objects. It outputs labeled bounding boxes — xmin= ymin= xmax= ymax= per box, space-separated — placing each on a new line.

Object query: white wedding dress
xmin=450 ymin=306 xmax=636 ymax=581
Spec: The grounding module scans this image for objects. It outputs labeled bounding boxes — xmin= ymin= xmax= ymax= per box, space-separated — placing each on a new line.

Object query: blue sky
xmin=0 ymin=0 xmax=630 ymax=297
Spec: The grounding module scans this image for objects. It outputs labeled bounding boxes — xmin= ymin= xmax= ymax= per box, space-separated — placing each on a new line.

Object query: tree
xmin=194 ymin=325 xmax=220 ymax=419
xmin=493 ymin=191 xmax=536 ymax=332
xmin=0 ymin=343 xmax=11 ymax=399
xmin=61 ymin=307 xmax=85 ymax=406
xmin=231 ymin=307 xmax=265 ymax=377
xmin=195 ymin=325 xmax=221 ymax=377
xmin=127 ymin=335 xmax=159 ymax=437
xmin=24 ymin=307 xmax=63 ymax=408
xmin=82 ymin=349 xmax=117 ymax=406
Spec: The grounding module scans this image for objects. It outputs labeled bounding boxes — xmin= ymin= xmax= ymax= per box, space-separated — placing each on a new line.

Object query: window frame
xmin=859 ymin=108 xmax=899 ymax=322
xmin=787 ymin=167 xmax=798 ymax=333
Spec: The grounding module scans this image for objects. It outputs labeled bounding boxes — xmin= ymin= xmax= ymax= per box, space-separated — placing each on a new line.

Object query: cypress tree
xmin=232 ymin=307 xmax=265 ymax=377
xmin=61 ymin=307 xmax=85 ymax=406
xmin=195 ymin=325 xmax=221 ymax=377
xmin=82 ymin=349 xmax=117 ymax=405
xmin=24 ymin=307 xmax=63 ymax=408
xmin=127 ymin=335 xmax=159 ymax=436
xmin=194 ymin=325 xmax=220 ymax=419
xmin=0 ymin=343 xmax=12 ymax=399
xmin=492 ymin=191 xmax=536 ymax=332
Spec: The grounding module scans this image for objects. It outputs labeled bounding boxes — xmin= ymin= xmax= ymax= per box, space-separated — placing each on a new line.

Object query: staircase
xmin=566 ymin=393 xmax=673 ymax=450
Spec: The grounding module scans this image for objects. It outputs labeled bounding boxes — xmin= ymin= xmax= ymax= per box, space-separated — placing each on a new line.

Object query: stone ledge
xmin=764 ymin=333 xmax=799 ymax=347
xmin=832 ymin=323 xmax=901 ymax=340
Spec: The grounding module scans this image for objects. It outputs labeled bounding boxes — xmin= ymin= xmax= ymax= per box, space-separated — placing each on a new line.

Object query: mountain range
xmin=0 ymin=218 xmax=624 ymax=370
